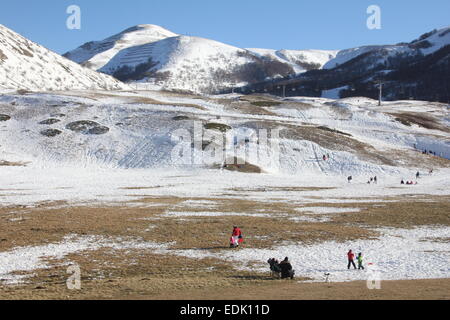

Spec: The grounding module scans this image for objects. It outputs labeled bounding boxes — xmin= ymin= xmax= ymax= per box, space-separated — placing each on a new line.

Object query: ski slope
xmin=1 ymin=91 xmax=449 ymax=174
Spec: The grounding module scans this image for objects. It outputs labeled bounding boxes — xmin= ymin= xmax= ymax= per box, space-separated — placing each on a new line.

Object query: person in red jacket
xmin=230 ymin=226 xmax=244 ymax=248
xmin=347 ymin=250 xmax=357 ymax=270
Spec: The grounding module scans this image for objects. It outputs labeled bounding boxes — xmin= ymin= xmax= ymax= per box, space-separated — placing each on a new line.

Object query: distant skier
xmin=374 ymin=176 xmax=378 ymax=184
xmin=347 ymin=250 xmax=357 ymax=270
xmin=357 ymin=253 xmax=364 ymax=270
xmin=323 ymin=155 xmax=327 ymax=161
xmin=416 ymin=171 xmax=420 ymax=179
xmin=347 ymin=176 xmax=353 ymax=183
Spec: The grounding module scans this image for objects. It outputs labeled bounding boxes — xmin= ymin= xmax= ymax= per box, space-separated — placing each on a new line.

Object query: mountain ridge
xmin=64 ymin=24 xmax=339 ymax=93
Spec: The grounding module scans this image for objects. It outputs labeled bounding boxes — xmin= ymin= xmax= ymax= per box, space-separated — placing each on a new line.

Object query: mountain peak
xmin=117 ymin=24 xmax=177 ymax=38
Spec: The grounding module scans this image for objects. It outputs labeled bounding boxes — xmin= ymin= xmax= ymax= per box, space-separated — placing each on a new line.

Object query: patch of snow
xmin=0 ymin=234 xmax=169 ymax=284
xmin=163 ymin=211 xmax=271 ymax=218
xmin=170 ymin=226 xmax=450 ymax=282
xmin=296 ymin=207 xmax=361 ymax=214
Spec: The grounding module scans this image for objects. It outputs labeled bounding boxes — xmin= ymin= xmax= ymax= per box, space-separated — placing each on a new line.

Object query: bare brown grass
xmin=0 ymin=195 xmax=449 ymax=299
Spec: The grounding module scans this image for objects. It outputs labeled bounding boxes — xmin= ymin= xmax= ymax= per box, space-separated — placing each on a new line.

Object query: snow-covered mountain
xmin=243 ymin=26 xmax=450 ymax=103
xmin=64 ymin=24 xmax=178 ymax=71
xmin=0 ymin=24 xmax=127 ymax=91
xmin=63 ymin=24 xmax=450 ymax=97
xmin=65 ymin=25 xmax=338 ymax=93
xmin=247 ymin=48 xmax=338 ymax=73
xmin=323 ymin=26 xmax=450 ymax=69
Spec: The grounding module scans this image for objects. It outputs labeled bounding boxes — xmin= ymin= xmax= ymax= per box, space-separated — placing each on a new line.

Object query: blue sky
xmin=1 ymin=0 xmax=449 ymax=54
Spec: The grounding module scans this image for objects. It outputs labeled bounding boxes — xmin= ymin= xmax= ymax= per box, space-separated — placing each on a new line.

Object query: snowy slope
xmin=323 ymin=26 xmax=450 ymax=69
xmin=63 ymin=24 xmax=178 ymax=70
xmin=419 ymin=26 xmax=450 ymax=55
xmin=1 ymin=90 xmax=449 ymax=177
xmin=0 ymin=24 xmax=127 ymax=91
xmin=246 ymin=48 xmax=338 ymax=73
xmin=101 ymin=35 xmax=258 ymax=92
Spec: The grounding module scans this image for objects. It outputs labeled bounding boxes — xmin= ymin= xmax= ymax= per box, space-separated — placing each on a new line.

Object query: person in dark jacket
xmin=279 ymin=257 xmax=295 ymax=279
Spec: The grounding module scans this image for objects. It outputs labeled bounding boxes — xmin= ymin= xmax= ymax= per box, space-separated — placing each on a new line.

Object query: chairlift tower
xmin=376 ymin=79 xmax=383 ymax=106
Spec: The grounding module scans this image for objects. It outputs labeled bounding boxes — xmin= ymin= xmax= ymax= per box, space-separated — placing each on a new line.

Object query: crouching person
xmin=267 ymin=258 xmax=282 ymax=278
xmin=279 ymin=257 xmax=295 ymax=279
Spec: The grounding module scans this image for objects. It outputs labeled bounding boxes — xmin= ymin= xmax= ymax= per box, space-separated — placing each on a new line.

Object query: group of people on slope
xmin=347 ymin=250 xmax=364 ymax=270
xmin=401 ymin=171 xmax=424 ymax=185
xmin=229 ymin=227 xmax=296 ymax=279
xmin=401 ymin=179 xmax=418 ymax=185
xmin=422 ymin=149 xmax=438 ymax=156
xmin=267 ymin=257 xmax=295 ymax=279
xmin=230 ymin=227 xmax=365 ymax=278
xmin=414 ymin=144 xmax=442 ymax=158
xmin=367 ymin=176 xmax=378 ymax=184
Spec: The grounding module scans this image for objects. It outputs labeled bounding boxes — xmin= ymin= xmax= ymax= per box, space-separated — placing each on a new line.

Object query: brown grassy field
xmin=0 ymin=194 xmax=449 ymax=300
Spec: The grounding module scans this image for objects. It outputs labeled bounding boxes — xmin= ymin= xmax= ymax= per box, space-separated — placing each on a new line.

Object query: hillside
xmin=0 ymin=24 xmax=127 ymax=91
xmin=240 ymin=26 xmax=450 ymax=103
xmin=63 ymin=24 xmax=178 ymax=70
xmin=324 ymin=27 xmax=450 ymax=69
xmin=0 ymin=90 xmax=448 ymax=175
xmin=64 ymin=25 xmax=338 ymax=93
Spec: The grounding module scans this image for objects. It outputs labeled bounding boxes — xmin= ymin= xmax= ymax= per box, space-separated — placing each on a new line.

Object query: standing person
xmin=357 ymin=253 xmax=365 ymax=270
xmin=279 ymin=257 xmax=295 ymax=279
xmin=348 ymin=176 xmax=353 ymax=183
xmin=230 ymin=226 xmax=243 ymax=248
xmin=416 ymin=171 xmax=420 ymax=179
xmin=374 ymin=176 xmax=378 ymax=184
xmin=347 ymin=250 xmax=357 ymax=270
